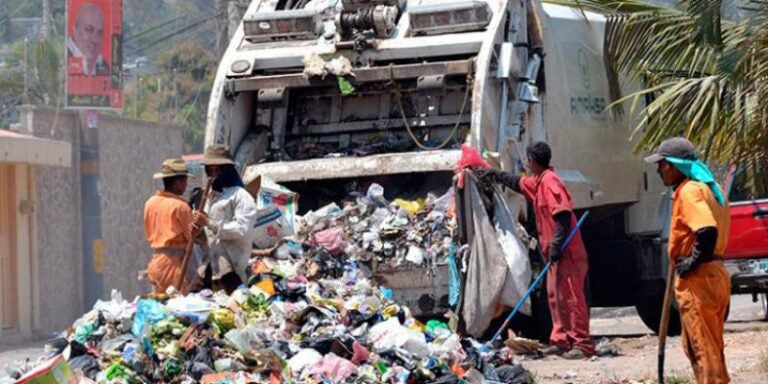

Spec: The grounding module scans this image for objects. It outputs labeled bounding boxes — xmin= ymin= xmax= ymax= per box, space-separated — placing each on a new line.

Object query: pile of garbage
xmin=2 ymin=185 xmax=533 ymax=384
xmin=295 ymin=183 xmax=456 ymax=272
xmin=2 ymin=272 xmax=530 ymax=383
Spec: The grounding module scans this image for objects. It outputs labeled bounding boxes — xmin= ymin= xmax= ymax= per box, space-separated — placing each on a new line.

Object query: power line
xmin=0 ymin=1 xmax=31 ymax=25
xmin=124 ymin=13 xmax=189 ymax=42
xmin=127 ymin=12 xmax=223 ymax=56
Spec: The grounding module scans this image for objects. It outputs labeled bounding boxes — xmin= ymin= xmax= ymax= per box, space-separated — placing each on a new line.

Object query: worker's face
xmin=73 ymin=5 xmax=104 ymax=62
xmin=173 ymin=176 xmax=188 ymax=195
xmin=527 ymin=156 xmax=544 ymax=175
xmin=657 ymin=159 xmax=682 ymax=187
xmin=205 ymin=165 xmax=222 ymax=178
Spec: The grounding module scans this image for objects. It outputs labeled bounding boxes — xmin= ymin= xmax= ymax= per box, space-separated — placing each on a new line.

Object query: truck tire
xmin=634 ymin=281 xmax=682 ymax=336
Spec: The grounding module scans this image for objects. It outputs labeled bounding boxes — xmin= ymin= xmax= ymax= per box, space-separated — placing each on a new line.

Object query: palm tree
xmin=547 ymin=0 xmax=768 ymax=193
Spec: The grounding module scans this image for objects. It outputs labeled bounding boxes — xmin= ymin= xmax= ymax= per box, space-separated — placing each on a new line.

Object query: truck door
xmin=724 ymin=166 xmax=768 ymax=260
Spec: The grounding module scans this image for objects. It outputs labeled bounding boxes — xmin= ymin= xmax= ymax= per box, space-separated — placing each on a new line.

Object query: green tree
xmin=0 ymin=39 xmax=63 ymax=125
xmin=127 ymin=41 xmax=215 ymax=153
xmin=549 ymin=0 xmax=768 ymax=193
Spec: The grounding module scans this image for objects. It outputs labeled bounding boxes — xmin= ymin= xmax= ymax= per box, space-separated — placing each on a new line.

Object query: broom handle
xmin=175 ymin=178 xmax=213 ymax=291
xmin=657 ymin=263 xmax=676 ymax=383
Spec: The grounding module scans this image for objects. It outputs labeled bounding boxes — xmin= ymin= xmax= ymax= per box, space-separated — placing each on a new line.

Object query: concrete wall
xmin=21 ymin=106 xmax=84 ymax=335
xmin=98 ymin=115 xmax=183 ymax=299
xmin=19 ymin=106 xmax=183 ymax=335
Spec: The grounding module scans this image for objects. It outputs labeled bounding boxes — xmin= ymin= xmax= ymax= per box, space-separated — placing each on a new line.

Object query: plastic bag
xmin=448 ymin=249 xmax=460 ymax=306
xmin=253 ymin=206 xmax=295 ymax=249
xmin=405 ymin=246 xmax=425 ymax=265
xmin=492 ymin=188 xmax=533 ymax=314
xmin=288 ymin=349 xmax=322 ymax=374
xmin=313 ymin=227 xmax=347 ymax=256
xmin=130 ymin=300 xmax=168 ymax=338
xmin=308 ymin=353 xmax=357 ymax=382
xmin=368 ymin=318 xmax=429 ymax=357
xmin=455 ymin=144 xmax=492 ymax=189
xmin=394 ymin=198 xmax=425 ymax=215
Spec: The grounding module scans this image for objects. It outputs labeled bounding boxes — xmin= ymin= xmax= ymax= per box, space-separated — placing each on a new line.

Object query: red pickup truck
xmin=724 ymin=166 xmax=768 ymax=319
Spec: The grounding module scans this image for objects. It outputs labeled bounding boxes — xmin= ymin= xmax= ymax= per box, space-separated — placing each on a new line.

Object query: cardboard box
xmin=15 ymin=355 xmax=76 ymax=384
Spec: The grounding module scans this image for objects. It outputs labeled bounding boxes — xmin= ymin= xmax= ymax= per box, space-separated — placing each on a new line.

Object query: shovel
xmin=487 ymin=210 xmax=591 ymax=345
xmin=657 ymin=263 xmax=676 ymax=384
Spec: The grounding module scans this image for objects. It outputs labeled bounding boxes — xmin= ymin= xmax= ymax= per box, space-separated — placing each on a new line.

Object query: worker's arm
xmin=548 ymin=211 xmax=571 ymax=262
xmin=476 ymin=169 xmax=522 ymax=192
xmin=676 ymin=227 xmax=718 ymax=276
xmin=676 ymin=183 xmax=720 ymax=276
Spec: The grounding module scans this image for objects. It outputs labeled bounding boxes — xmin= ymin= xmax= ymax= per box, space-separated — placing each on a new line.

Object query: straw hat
xmin=153 ymin=158 xmax=193 ymax=179
xmin=201 ymin=144 xmax=235 ymax=166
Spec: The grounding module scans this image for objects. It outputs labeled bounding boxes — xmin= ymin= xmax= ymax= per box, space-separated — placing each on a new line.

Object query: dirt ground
xmin=521 ymin=295 xmax=768 ymax=383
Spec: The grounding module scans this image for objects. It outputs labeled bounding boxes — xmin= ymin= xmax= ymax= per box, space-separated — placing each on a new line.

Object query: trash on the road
xmin=13 ymin=355 xmax=75 ymax=384
xmin=564 ymin=369 xmax=578 ymax=379
xmin=595 ymin=337 xmax=621 ymax=357
xmin=504 ymin=330 xmax=542 ymax=355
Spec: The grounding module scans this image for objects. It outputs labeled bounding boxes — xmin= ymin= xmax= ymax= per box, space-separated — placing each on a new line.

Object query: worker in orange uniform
xmin=645 ymin=137 xmax=731 ymax=384
xmin=480 ymin=141 xmax=595 ymax=359
xmin=143 ymin=158 xmax=194 ymax=294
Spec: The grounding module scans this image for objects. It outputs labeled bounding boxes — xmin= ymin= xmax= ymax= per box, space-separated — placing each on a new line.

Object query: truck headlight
xmin=243 ymin=9 xmax=321 ymax=43
xmin=408 ymin=1 xmax=492 ymax=37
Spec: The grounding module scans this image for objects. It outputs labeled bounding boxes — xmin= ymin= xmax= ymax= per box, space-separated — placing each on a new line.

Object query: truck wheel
xmin=634 ymin=282 xmax=682 ymax=336
xmin=763 ymin=293 xmax=768 ymax=321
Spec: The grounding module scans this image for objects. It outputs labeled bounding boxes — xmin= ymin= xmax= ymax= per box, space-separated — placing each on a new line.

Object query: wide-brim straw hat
xmin=153 ymin=158 xmax=193 ymax=179
xmin=201 ymin=144 xmax=235 ymax=166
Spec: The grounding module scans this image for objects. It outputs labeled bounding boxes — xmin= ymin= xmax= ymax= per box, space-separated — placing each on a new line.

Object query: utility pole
xmin=41 ymin=0 xmax=52 ymax=41
xmin=23 ymin=39 xmax=29 ymax=104
xmin=216 ymin=0 xmax=229 ymax=58
xmin=172 ymin=68 xmax=178 ymax=121
xmin=134 ymin=62 xmax=141 ymax=118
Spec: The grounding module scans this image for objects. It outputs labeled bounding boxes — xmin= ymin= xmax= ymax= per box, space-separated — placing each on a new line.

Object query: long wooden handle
xmin=657 ymin=263 xmax=676 ymax=383
xmin=175 ymin=178 xmax=213 ymax=291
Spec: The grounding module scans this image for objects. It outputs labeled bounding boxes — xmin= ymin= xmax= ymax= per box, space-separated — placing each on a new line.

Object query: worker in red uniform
xmin=645 ymin=137 xmax=730 ymax=383
xmin=480 ymin=141 xmax=595 ymax=359
xmin=144 ymin=159 xmax=194 ymax=294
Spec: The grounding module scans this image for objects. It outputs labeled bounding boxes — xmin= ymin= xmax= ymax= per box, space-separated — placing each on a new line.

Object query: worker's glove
xmin=676 ymin=226 xmax=718 ymax=277
xmin=675 ymin=256 xmax=697 ymax=276
xmin=474 ymin=168 xmax=502 ymax=181
xmin=548 ymin=211 xmax=570 ymax=264
xmin=548 ymin=247 xmax=563 ymax=263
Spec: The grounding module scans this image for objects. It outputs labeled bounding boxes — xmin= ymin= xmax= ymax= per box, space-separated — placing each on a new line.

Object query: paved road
xmin=591 ymin=293 xmax=767 ymax=336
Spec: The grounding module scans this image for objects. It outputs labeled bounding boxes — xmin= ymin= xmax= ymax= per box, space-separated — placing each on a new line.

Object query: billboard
xmin=65 ymin=0 xmax=122 ymax=109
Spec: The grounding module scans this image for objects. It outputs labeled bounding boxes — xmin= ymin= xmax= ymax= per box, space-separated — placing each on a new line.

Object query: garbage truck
xmin=203 ymin=0 xmax=677 ymax=338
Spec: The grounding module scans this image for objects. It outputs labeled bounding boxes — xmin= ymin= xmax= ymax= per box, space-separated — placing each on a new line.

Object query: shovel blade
xmin=658 ymin=353 xmax=665 ymax=384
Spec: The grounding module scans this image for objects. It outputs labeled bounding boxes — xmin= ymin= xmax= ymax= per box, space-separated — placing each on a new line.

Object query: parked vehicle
xmin=724 ymin=166 xmax=768 ymax=320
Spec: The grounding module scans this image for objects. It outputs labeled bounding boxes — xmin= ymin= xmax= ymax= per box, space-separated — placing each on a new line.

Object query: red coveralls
xmin=520 ymin=169 xmax=595 ymax=355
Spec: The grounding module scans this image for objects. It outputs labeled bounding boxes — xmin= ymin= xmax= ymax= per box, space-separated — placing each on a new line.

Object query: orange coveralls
xmin=520 ymin=169 xmax=595 ymax=355
xmin=144 ymin=191 xmax=194 ymax=293
xmin=669 ymin=180 xmax=731 ymax=384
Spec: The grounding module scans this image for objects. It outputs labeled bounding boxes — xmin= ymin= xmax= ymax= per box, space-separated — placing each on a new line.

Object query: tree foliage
xmin=127 ymin=41 xmax=215 ymax=153
xmin=548 ymin=0 xmax=768 ymax=193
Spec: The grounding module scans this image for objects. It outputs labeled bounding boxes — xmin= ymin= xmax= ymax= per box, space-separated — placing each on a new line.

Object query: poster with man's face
xmin=66 ymin=0 xmax=122 ymax=109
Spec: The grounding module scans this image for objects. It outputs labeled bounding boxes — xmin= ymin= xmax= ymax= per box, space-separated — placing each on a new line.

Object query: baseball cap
xmin=643 ymin=137 xmax=697 ymax=163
